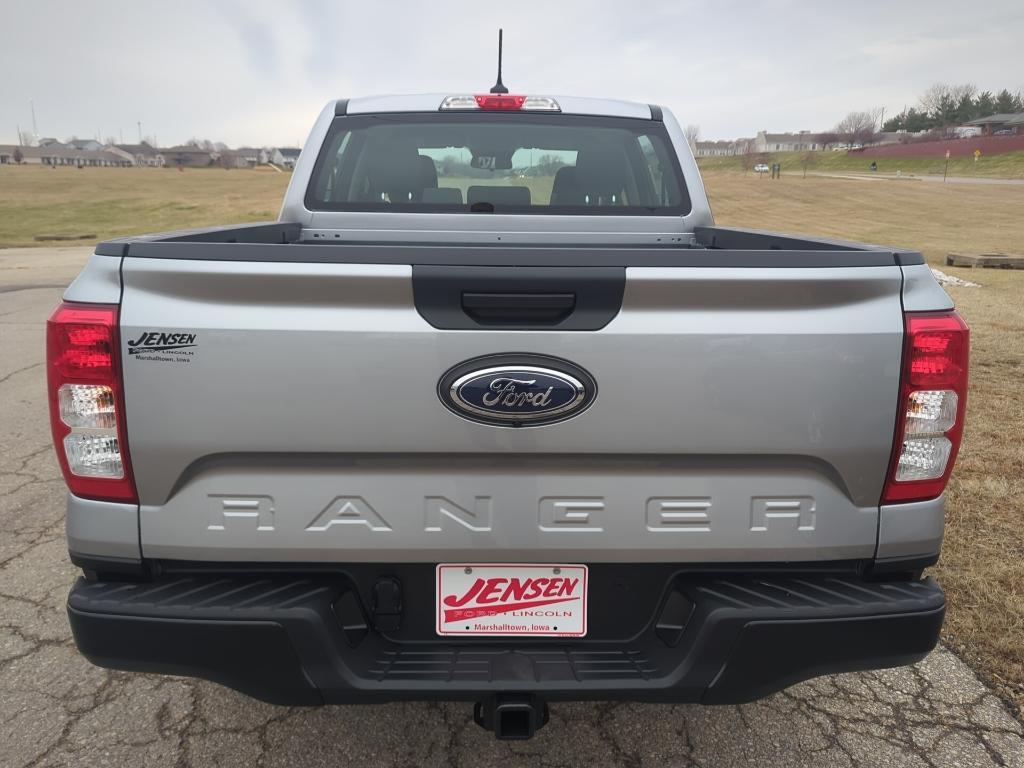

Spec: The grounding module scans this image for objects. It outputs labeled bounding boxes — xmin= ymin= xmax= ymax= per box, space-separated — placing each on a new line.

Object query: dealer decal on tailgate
xmin=436 ymin=564 xmax=588 ymax=637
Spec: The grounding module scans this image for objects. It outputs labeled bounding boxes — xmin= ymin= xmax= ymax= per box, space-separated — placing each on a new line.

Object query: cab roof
xmin=340 ymin=94 xmax=658 ymax=120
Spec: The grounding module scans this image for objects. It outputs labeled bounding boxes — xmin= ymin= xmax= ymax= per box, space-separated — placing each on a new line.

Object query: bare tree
xmin=919 ymin=83 xmax=950 ymax=115
xmin=800 ymin=151 xmax=818 ymax=178
xmin=739 ymin=143 xmax=756 ymax=173
xmin=12 ymin=146 xmax=23 ymax=164
xmin=684 ymin=124 xmax=700 ymax=150
xmin=920 ymin=83 xmax=977 ymax=118
xmin=835 ymin=109 xmax=883 ymax=146
xmin=817 ymin=131 xmax=840 ymax=150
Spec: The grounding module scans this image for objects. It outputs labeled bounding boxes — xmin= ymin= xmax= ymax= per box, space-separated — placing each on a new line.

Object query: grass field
xmin=0 ymin=165 xmax=290 ymax=248
xmin=1 ymin=164 xmax=1022 ymax=716
xmin=704 ymin=170 xmax=1024 ymax=716
xmin=699 ymin=148 xmax=1024 ymax=179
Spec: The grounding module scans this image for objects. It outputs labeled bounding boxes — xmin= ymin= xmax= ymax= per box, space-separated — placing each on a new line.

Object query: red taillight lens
xmin=882 ymin=311 xmax=969 ymax=504
xmin=474 ymin=94 xmax=526 ymax=110
xmin=46 ymin=302 xmax=137 ymax=503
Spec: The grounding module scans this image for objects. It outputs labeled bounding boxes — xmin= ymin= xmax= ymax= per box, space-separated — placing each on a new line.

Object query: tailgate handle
xmin=461 ymin=292 xmax=576 ymax=326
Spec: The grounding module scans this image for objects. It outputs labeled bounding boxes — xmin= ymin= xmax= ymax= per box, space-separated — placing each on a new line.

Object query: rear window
xmin=305 ymin=113 xmax=690 ymax=215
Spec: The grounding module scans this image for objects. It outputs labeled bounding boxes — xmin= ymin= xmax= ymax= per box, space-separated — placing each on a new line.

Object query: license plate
xmin=436 ymin=564 xmax=588 ymax=637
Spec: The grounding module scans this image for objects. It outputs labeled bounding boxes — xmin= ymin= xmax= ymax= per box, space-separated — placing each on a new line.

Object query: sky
xmin=1 ymin=0 xmax=1022 ymax=148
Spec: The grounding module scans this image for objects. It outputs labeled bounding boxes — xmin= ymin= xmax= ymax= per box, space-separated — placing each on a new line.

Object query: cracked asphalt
xmin=2 ymin=247 xmax=1022 ymax=767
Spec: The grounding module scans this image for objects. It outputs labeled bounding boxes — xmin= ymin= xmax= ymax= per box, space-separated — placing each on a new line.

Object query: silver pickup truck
xmin=50 ymin=92 xmax=969 ymax=740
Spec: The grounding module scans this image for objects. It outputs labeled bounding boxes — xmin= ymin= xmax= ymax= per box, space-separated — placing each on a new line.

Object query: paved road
xmin=808 ymin=171 xmax=1024 ymax=186
xmin=2 ymin=247 xmax=1022 ymax=767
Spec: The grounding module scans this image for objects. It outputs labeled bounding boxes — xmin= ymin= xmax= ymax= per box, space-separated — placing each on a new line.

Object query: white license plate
xmin=435 ymin=564 xmax=588 ymax=637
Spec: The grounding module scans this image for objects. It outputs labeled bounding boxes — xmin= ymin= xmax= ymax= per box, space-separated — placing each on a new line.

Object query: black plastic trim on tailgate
xmin=413 ymin=265 xmax=625 ymax=330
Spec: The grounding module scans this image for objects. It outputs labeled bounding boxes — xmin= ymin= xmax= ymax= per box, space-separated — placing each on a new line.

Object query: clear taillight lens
xmin=64 ymin=433 xmax=125 ymax=478
xmin=46 ymin=302 xmax=137 ymax=502
xmin=883 ymin=311 xmax=969 ymax=504
xmin=58 ymin=383 xmax=117 ymax=428
xmin=894 ymin=436 xmax=953 ymax=481
xmin=904 ymin=390 xmax=958 ymax=435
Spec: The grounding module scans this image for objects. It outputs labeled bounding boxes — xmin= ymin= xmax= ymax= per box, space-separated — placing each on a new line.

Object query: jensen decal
xmin=127 ymin=331 xmax=198 ymax=362
xmin=438 ymin=354 xmax=596 ymax=427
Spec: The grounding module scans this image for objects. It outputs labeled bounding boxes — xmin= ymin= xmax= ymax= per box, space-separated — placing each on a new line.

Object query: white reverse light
xmin=58 ymin=383 xmax=117 ymax=428
xmin=63 ymin=433 xmax=125 ymax=478
xmin=904 ymin=390 xmax=958 ymax=435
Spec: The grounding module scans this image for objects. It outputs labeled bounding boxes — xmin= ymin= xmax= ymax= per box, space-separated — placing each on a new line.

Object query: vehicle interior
xmin=307 ymin=116 xmax=688 ymax=213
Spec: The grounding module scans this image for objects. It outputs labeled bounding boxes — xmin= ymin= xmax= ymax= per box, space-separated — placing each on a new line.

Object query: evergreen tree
xmin=974 ymin=91 xmax=996 ymax=117
xmin=994 ymin=89 xmax=1019 ymax=113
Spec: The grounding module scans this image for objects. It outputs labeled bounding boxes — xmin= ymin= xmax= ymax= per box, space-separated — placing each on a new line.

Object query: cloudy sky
xmin=1 ymin=0 xmax=1021 ymax=147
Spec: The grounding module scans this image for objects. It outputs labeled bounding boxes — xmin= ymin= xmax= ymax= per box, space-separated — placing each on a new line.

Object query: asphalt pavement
xmin=2 ymin=247 xmax=1022 ymax=767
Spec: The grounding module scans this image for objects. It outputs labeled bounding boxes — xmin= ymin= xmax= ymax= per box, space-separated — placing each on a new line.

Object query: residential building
xmin=114 ymin=142 xmax=165 ymax=167
xmin=964 ymin=113 xmax=1024 ymax=135
xmin=162 ymin=146 xmax=218 ymax=167
xmin=0 ymin=145 xmax=133 ymax=166
xmin=271 ymin=147 xmax=301 ymax=168
xmin=234 ymin=147 xmax=273 ymax=166
xmin=754 ymin=130 xmax=827 ymax=153
xmin=694 ymin=140 xmax=736 ymax=157
xmin=66 ymin=138 xmax=104 ymax=151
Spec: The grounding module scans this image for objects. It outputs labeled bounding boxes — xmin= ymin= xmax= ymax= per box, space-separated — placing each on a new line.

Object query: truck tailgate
xmin=119 ymin=252 xmax=904 ymax=562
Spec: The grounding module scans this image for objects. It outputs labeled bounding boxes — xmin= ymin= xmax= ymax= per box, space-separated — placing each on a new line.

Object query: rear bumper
xmin=67 ymin=567 xmax=944 ymax=706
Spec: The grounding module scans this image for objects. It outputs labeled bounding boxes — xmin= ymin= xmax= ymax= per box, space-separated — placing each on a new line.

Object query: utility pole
xmin=16 ymin=124 xmax=22 ymax=146
xmin=137 ymin=121 xmax=142 ymax=143
xmin=30 ymin=99 xmax=38 ymax=142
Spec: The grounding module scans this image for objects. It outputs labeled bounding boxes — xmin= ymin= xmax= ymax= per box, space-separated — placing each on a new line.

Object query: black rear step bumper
xmin=67 ymin=569 xmax=945 ymax=706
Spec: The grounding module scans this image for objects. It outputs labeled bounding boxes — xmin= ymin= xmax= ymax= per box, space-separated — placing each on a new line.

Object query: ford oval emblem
xmin=438 ymin=354 xmax=597 ymax=427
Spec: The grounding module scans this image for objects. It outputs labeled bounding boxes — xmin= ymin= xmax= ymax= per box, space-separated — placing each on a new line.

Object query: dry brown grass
xmin=705 ymin=171 xmax=1024 ymax=716
xmin=0 ymin=165 xmax=290 ymax=248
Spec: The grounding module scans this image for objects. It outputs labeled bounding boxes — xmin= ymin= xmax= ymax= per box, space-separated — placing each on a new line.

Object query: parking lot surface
xmin=2 ymin=248 xmax=1022 ymax=767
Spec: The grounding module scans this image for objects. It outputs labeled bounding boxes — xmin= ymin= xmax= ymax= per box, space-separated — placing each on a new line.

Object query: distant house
xmin=964 ymin=113 xmax=1024 ymax=136
xmin=693 ymin=139 xmax=758 ymax=158
xmin=270 ymin=147 xmax=301 ymax=168
xmin=114 ymin=142 xmax=165 ymax=167
xmin=162 ymin=146 xmax=218 ymax=167
xmin=232 ymin=147 xmax=264 ymax=167
xmin=694 ymin=140 xmax=736 ymax=157
xmin=754 ymin=130 xmax=827 ymax=153
xmin=67 ymin=138 xmax=104 ymax=151
xmin=217 ymin=150 xmax=252 ymax=169
xmin=0 ymin=145 xmax=132 ymax=166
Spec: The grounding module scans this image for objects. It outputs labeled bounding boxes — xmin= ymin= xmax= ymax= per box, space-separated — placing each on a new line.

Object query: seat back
xmin=466 ymin=186 xmax=531 ymax=206
xmin=422 ymin=187 xmax=464 ymax=204
xmin=361 ymin=143 xmax=424 ymax=203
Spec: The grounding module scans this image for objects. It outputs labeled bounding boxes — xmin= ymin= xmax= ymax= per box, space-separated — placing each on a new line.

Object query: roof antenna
xmin=489 ymin=29 xmax=508 ymax=94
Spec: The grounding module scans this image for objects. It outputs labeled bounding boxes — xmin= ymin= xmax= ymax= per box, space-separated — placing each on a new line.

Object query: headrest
xmin=574 ymin=150 xmax=628 ymax=204
xmin=363 ymin=143 xmax=423 ymax=201
xmin=550 ymin=166 xmax=579 ymax=205
xmin=418 ymin=155 xmax=438 ymax=188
